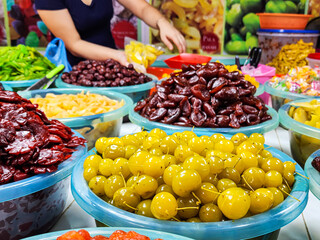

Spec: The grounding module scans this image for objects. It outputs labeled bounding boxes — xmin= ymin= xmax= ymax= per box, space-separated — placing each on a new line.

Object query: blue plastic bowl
xmin=279 ymin=98 xmax=320 ymax=167
xmin=71 ymin=139 xmax=308 ymax=240
xmin=1 ymin=79 xmax=41 ymax=92
xmin=55 ymin=74 xmax=157 ymax=103
xmin=305 ymin=149 xmax=320 ymax=200
xmin=2 ymin=84 xmax=13 ymax=91
xmin=18 ymin=88 xmax=133 ymax=149
xmin=129 ymin=105 xmax=279 ymax=136
xmin=264 ymin=80 xmax=314 ymax=111
xmin=22 ymin=227 xmax=194 ymax=240
xmin=0 ymin=131 xmax=87 ymax=240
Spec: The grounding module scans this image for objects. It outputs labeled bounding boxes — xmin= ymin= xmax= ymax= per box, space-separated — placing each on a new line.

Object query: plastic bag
xmin=45 ymin=38 xmax=72 ymax=72
xmin=124 ymin=37 xmax=163 ymax=73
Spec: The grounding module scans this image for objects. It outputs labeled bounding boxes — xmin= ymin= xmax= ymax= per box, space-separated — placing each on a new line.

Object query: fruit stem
xmin=191 ymin=192 xmax=202 ymax=205
xmin=295 ymin=171 xmax=309 ymax=179
xmin=172 ymin=216 xmax=181 ymax=222
xmin=283 ymin=177 xmax=292 ymax=192
xmin=201 ymin=186 xmax=220 ymax=195
xmin=120 ymin=172 xmax=126 ymax=187
xmin=124 ymin=201 xmax=138 ymax=211
xmin=241 ymin=175 xmax=254 ymax=192
xmin=278 ymin=188 xmax=301 ymax=202
xmin=176 ymin=206 xmax=199 ymax=210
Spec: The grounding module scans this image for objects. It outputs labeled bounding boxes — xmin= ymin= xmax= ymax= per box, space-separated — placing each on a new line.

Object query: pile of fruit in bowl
xmin=18 ymin=89 xmax=133 ymax=149
xmin=23 ymin=227 xmax=194 ymax=240
xmin=265 ymin=65 xmax=320 ymax=110
xmin=130 ymin=62 xmax=279 ymax=136
xmin=279 ymin=98 xmax=320 ymax=167
xmin=0 ymin=90 xmax=87 ymax=240
xmin=55 ymin=59 xmax=156 ymax=103
xmin=71 ymin=129 xmax=308 ymax=240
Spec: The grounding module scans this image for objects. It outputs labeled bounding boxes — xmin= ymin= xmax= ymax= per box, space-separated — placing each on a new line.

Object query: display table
xmin=49 ymin=123 xmax=319 ymax=240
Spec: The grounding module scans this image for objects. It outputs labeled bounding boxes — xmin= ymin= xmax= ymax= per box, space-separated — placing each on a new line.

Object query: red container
xmin=146 ymin=67 xmax=174 ymax=80
xmin=257 ymin=13 xmax=313 ymax=30
xmin=164 ymin=53 xmax=212 ymax=69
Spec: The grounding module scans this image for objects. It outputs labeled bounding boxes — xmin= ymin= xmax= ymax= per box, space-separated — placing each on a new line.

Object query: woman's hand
xmin=157 ymin=18 xmax=186 ymax=53
xmin=113 ymin=50 xmax=129 ymax=66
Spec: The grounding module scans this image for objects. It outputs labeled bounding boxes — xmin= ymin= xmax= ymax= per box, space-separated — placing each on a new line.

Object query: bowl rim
xmin=18 ymin=88 xmax=133 ymax=128
xmin=22 ymin=227 xmax=195 ymax=240
xmin=256 ymin=13 xmax=313 ymax=18
xmin=1 ymin=78 xmax=40 ymax=87
xmin=55 ymin=74 xmax=157 ymax=93
xmin=0 ymin=130 xmax=87 ymax=202
xmin=305 ymin=149 xmax=320 ymax=200
xmin=279 ymin=98 xmax=320 ymax=139
xmin=71 ymin=139 xmax=308 ymax=240
xmin=129 ymin=105 xmax=279 ymax=135
xmin=264 ymin=79 xmax=316 ymax=100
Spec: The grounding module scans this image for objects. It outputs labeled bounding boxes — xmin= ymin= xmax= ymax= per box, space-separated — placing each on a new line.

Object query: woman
xmin=35 ymin=0 xmax=186 ymax=66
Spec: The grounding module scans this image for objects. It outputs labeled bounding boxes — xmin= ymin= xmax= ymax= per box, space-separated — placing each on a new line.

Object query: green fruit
xmin=285 ymin=1 xmax=298 ymax=13
xmin=243 ymin=13 xmax=260 ymax=33
xmin=225 ymin=41 xmax=247 ymax=55
xmin=231 ymin=33 xmax=243 ymax=41
xmin=240 ymin=0 xmax=262 ymax=13
xmin=265 ymin=0 xmax=287 ymax=13
xmin=226 ymin=4 xmax=244 ymax=28
xmin=245 ymin=35 xmax=259 ymax=51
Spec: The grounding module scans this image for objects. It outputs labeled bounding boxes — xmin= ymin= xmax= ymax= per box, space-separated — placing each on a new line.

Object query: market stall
xmin=1 ymin=0 xmax=320 ymax=240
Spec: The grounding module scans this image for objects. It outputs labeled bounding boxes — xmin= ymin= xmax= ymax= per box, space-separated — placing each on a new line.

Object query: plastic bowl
xmin=264 ymin=80 xmax=314 ymax=111
xmin=18 ymin=89 xmax=133 ymax=149
xmin=1 ymin=79 xmax=40 ymax=92
xmin=129 ymin=105 xmax=278 ymax=136
xmin=55 ymin=74 xmax=157 ymax=103
xmin=305 ymin=149 xmax=320 ymax=200
xmin=146 ymin=67 xmax=175 ymax=80
xmin=279 ymin=98 xmax=320 ymax=167
xmin=257 ymin=29 xmax=320 ymax=64
xmin=307 ymin=53 xmax=320 ymax=68
xmin=241 ymin=64 xmax=276 ymax=105
xmin=0 ymin=131 xmax=87 ymax=240
xmin=71 ymin=140 xmax=308 ymax=240
xmin=22 ymin=227 xmax=194 ymax=240
xmin=2 ymin=84 xmax=13 ymax=91
xmin=256 ymin=13 xmax=313 ymax=30
xmin=164 ymin=54 xmax=212 ymax=69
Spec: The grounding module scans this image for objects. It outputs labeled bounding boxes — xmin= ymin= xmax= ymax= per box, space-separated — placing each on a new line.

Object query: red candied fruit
xmin=0 ymin=90 xmax=86 ymax=185
xmin=56 ymin=229 xmax=163 ymax=240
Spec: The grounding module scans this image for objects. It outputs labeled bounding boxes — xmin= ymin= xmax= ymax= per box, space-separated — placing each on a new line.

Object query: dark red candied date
xmin=215 ymin=86 xmax=239 ymax=101
xmin=209 ymin=77 xmax=228 ymax=94
xmin=243 ymin=105 xmax=258 ymax=114
xmin=247 ymin=114 xmax=260 ymax=125
xmin=149 ymin=108 xmax=167 ymax=121
xmin=168 ymin=94 xmax=186 ymax=102
xmin=203 ymin=102 xmax=216 ymax=117
xmin=191 ymin=84 xmax=210 ymax=102
xmin=229 ymin=114 xmax=240 ymax=128
xmin=216 ymin=115 xmax=230 ymax=127
xmin=157 ymin=100 xmax=176 ymax=108
xmin=196 ymin=67 xmax=218 ymax=79
xmin=180 ymin=97 xmax=192 ymax=117
xmin=162 ymin=108 xmax=181 ymax=124
xmin=190 ymin=111 xmax=207 ymax=127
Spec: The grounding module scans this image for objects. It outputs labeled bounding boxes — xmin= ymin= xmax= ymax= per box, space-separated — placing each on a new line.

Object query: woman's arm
xmin=37 ymin=9 xmax=128 ymax=65
xmin=118 ymin=0 xmax=186 ymax=53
